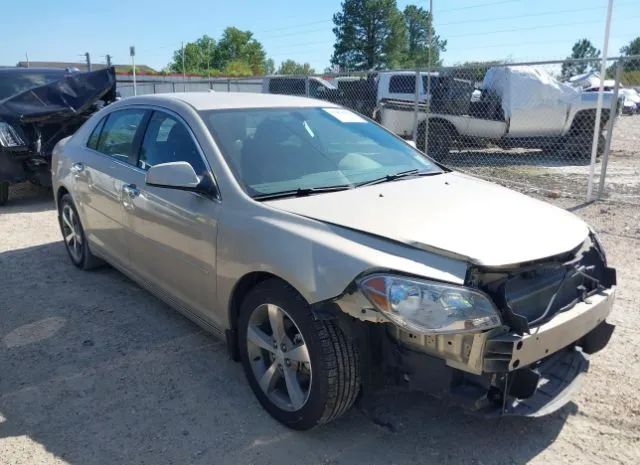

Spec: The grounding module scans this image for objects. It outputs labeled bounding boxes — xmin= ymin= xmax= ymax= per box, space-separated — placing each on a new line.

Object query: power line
xmin=437 ymin=0 xmax=522 ymax=14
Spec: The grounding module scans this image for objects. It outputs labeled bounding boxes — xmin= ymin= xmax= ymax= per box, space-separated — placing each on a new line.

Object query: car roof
xmin=123 ymin=92 xmax=339 ymax=111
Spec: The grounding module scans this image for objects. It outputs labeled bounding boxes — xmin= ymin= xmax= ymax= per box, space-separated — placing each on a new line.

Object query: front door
xmin=123 ymin=110 xmax=219 ymax=323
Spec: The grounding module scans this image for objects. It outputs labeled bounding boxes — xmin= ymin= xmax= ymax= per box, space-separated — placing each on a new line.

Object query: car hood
xmin=267 ymin=172 xmax=589 ymax=267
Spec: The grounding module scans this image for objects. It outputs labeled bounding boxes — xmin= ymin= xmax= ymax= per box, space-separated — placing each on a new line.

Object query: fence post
xmin=597 ymin=59 xmax=623 ymax=199
xmin=586 ymin=0 xmax=613 ymax=201
xmin=305 ymin=75 xmax=310 ymax=97
xmin=227 ymin=78 xmax=231 ymax=92
xmin=412 ymin=68 xmax=420 ymax=144
xmin=152 ymin=83 xmax=156 ymax=94
xmin=172 ymin=82 xmax=176 ymax=93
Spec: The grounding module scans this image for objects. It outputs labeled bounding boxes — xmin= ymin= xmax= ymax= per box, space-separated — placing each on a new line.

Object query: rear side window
xmin=389 ymin=75 xmax=416 ymax=94
xmin=87 ymin=116 xmax=107 ymax=150
xmin=95 ymin=109 xmax=146 ymax=163
xmin=138 ymin=111 xmax=207 ymax=175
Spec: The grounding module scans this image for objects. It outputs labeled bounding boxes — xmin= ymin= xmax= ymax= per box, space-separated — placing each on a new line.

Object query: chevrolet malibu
xmin=52 ymin=93 xmax=616 ymax=430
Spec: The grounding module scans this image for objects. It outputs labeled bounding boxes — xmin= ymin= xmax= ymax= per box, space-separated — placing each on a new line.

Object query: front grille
xmin=472 ymin=235 xmax=615 ymax=334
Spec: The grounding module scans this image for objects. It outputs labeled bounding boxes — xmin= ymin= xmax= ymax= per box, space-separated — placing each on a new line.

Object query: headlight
xmin=358 ymin=274 xmax=501 ymax=335
xmin=0 ymin=122 xmax=25 ymax=148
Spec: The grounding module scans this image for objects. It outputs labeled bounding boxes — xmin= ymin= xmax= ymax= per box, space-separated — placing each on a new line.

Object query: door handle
xmin=122 ymin=184 xmax=140 ymax=199
xmin=70 ymin=162 xmax=85 ymax=174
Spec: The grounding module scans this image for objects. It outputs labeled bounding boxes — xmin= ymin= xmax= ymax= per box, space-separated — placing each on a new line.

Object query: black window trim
xmin=134 ymin=106 xmax=221 ymax=201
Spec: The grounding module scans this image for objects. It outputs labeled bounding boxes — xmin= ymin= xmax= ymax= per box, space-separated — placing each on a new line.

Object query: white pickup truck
xmin=375 ymin=68 xmax=618 ymax=160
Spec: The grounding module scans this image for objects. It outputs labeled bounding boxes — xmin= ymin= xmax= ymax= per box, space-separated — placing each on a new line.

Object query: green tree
xmin=560 ymin=39 xmax=600 ymax=79
xmin=214 ymin=27 xmax=267 ymax=75
xmin=402 ymin=5 xmax=446 ymax=67
xmin=168 ymin=29 xmax=267 ymax=76
xmin=620 ymin=37 xmax=640 ymax=71
xmin=264 ymin=58 xmax=276 ymax=75
xmin=331 ymin=0 xmax=407 ymax=71
xmin=277 ymin=60 xmax=316 ymax=75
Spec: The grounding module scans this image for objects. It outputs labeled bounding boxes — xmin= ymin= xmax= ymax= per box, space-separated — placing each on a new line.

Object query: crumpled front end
xmin=0 ymin=67 xmax=116 ymax=186
xmin=335 ymin=233 xmax=616 ymax=417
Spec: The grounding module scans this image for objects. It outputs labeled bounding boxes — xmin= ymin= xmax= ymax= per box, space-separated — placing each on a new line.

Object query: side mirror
xmin=145 ymin=161 xmax=217 ymax=197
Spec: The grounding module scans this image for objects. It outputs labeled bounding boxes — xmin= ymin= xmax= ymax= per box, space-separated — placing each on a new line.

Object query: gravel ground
xmin=447 ymin=114 xmax=640 ymax=204
xmin=1 ymin=183 xmax=639 ymax=465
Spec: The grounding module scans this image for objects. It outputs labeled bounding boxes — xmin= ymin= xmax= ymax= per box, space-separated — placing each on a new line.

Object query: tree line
xmin=164 ymin=0 xmax=639 ymax=83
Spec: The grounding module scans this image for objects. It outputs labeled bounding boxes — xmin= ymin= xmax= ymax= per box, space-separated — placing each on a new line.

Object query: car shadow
xmin=0 ymin=242 xmax=572 ymax=465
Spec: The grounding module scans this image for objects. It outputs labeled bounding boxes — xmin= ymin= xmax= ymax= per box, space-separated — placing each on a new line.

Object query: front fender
xmin=215 ymin=205 xmax=468 ymax=328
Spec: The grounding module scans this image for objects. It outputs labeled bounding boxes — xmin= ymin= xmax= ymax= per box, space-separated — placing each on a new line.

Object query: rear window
xmin=389 ymin=75 xmax=416 ymax=94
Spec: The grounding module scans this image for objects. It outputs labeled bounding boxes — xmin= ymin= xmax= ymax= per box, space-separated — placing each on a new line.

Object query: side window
xmin=87 ymin=116 xmax=107 ymax=150
xmin=95 ymin=109 xmax=146 ymax=163
xmin=138 ymin=111 xmax=207 ymax=176
xmin=389 ymin=75 xmax=416 ymax=94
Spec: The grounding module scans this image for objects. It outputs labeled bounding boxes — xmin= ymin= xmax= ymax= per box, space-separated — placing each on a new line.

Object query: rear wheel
xmin=418 ymin=120 xmax=453 ymax=162
xmin=58 ymin=194 xmax=103 ymax=270
xmin=238 ymin=279 xmax=360 ymax=430
xmin=0 ymin=181 xmax=9 ymax=206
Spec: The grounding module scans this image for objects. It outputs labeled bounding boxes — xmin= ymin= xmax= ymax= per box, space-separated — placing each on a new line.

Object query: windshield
xmin=0 ymin=70 xmax=67 ymax=100
xmin=201 ymin=107 xmax=442 ymax=197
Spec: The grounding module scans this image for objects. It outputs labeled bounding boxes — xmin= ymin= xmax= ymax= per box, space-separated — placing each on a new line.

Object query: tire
xmin=417 ymin=120 xmax=453 ymax=162
xmin=0 ymin=181 xmax=9 ymax=206
xmin=58 ymin=194 xmax=103 ymax=270
xmin=561 ymin=133 xmax=604 ymax=160
xmin=238 ymin=279 xmax=360 ymax=430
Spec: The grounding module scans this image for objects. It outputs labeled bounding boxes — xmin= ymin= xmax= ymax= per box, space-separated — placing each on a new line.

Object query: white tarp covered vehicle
xmin=377 ymin=66 xmax=617 ymax=160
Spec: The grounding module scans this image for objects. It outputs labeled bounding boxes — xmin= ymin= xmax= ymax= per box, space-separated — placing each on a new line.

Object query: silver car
xmin=52 ymin=92 xmax=616 ymax=429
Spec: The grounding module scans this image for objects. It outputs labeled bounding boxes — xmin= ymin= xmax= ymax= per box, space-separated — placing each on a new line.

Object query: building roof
xmin=15 ymin=61 xmax=157 ymax=74
xmin=124 ymin=92 xmax=338 ymax=111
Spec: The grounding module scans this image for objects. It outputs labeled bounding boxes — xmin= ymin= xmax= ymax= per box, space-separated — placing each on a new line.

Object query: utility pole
xmin=130 ymin=46 xmax=137 ymax=96
xmin=181 ymin=41 xmax=187 ymax=91
xmin=84 ymin=52 xmax=92 ymax=72
xmin=105 ymin=54 xmax=112 ymax=67
xmin=423 ymin=0 xmax=433 ymax=155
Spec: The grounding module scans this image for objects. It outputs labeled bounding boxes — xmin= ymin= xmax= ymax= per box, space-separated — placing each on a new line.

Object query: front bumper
xmin=342 ymin=286 xmax=616 ymax=417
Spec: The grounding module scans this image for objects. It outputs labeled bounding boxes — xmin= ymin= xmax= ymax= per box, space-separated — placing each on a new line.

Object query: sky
xmin=1 ymin=0 xmax=638 ymax=72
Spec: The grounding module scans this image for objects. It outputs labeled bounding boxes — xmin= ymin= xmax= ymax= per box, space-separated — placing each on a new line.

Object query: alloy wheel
xmin=61 ymin=204 xmax=83 ymax=263
xmin=246 ymin=303 xmax=312 ymax=411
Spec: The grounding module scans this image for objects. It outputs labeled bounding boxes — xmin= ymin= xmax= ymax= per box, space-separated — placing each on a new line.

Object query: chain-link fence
xmin=117 ymin=56 xmax=640 ymax=204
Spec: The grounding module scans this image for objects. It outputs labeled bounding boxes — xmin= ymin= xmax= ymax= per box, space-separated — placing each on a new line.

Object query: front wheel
xmin=238 ymin=279 xmax=360 ymax=430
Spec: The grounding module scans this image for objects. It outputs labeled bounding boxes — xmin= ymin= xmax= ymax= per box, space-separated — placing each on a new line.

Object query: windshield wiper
xmin=253 ymin=185 xmax=352 ymax=201
xmin=355 ymin=169 xmax=442 ymax=187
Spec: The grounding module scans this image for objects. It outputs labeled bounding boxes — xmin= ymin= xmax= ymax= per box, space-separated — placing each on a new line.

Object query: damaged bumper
xmin=336 ymin=280 xmax=615 ymax=417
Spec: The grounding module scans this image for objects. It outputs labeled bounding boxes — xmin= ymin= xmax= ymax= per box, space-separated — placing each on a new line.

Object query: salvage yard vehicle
xmin=52 ymin=92 xmax=616 ymax=430
xmin=376 ymin=67 xmax=618 ymax=160
xmin=0 ymin=67 xmax=116 ymax=205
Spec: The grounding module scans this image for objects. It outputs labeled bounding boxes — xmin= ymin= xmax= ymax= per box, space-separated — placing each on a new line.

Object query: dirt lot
xmin=447 ymin=114 xmax=640 ymax=204
xmin=1 ymin=182 xmax=639 ymax=465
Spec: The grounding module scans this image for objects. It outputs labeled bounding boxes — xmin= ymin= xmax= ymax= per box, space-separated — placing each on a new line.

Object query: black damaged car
xmin=0 ymin=67 xmax=116 ymax=205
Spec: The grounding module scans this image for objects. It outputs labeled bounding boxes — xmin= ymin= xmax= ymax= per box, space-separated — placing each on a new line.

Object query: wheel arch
xmin=226 ymin=271 xmax=307 ymax=360
xmin=55 ymin=185 xmax=70 ymax=210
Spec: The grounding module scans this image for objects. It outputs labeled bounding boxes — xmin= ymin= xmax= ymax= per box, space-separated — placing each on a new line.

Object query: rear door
xmin=75 ymin=108 xmax=148 ymax=267
xmin=123 ymin=110 xmax=220 ymax=322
